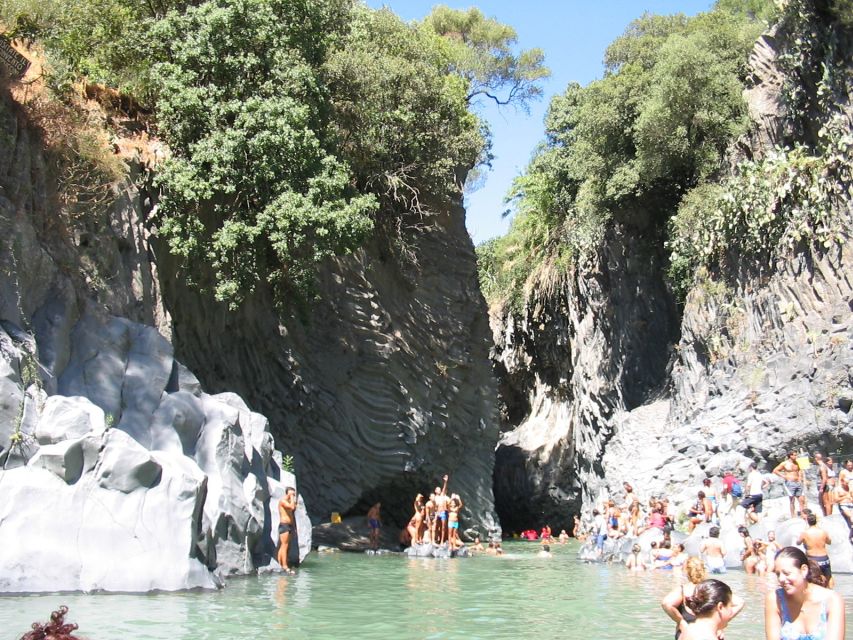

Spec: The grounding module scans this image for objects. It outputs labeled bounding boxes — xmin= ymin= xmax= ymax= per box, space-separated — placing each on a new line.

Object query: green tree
xmin=422 ymin=5 xmax=550 ymax=110
xmin=478 ymin=2 xmax=773 ymax=309
xmin=151 ymin=0 xmax=377 ymax=307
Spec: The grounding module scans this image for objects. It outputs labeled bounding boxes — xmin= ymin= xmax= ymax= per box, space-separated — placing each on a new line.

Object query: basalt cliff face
xmin=492 ymin=19 xmax=853 ymax=530
xmin=0 ymin=88 xmax=312 ymax=592
xmin=0 ymin=69 xmax=502 ymax=592
xmin=491 ymin=226 xmax=680 ymax=532
xmin=160 ymin=202 xmax=502 ymax=538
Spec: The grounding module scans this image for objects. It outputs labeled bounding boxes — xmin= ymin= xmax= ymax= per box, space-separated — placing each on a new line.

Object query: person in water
xmin=19 ymin=605 xmax=82 ymax=640
xmin=367 ymin=502 xmax=382 ymax=551
xmin=277 ymin=486 xmax=298 ymax=575
xmin=796 ymin=512 xmax=834 ymax=588
xmin=681 ymin=579 xmax=744 ymax=640
xmin=699 ymin=526 xmax=727 ymax=574
xmin=625 ymin=543 xmax=647 ymax=571
xmin=661 ymin=557 xmax=709 ymax=639
xmin=764 ymin=546 xmax=845 ymax=640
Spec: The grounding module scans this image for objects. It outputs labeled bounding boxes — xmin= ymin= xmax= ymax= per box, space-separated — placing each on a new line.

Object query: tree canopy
xmin=3 ymin=0 xmax=549 ymax=308
xmin=477 ymin=1 xmax=775 ymax=311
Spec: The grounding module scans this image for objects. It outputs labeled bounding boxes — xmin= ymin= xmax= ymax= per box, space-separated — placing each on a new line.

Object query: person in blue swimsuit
xmin=764 ymin=546 xmax=845 ymax=640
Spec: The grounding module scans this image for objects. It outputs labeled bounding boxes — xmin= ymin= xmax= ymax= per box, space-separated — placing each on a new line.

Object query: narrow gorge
xmin=0 ymin=0 xmax=851 ymax=596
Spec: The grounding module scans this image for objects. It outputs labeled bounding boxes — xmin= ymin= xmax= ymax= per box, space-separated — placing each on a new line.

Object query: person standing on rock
xmin=433 ymin=474 xmax=450 ymax=545
xmin=774 ymin=451 xmax=806 ymax=519
xmin=798 ymin=512 xmax=834 ymax=588
xmin=367 ymin=502 xmax=382 ymax=550
xmin=277 ymin=487 xmax=298 ymax=575
xmin=741 ymin=463 xmax=769 ymax=524
xmin=815 ymin=452 xmax=832 ymax=516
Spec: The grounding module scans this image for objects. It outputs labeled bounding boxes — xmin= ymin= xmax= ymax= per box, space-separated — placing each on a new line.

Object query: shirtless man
xmin=367 ymin=502 xmax=381 ymax=550
xmin=433 ymin=475 xmax=449 ymax=545
xmin=699 ymin=525 xmax=727 ymax=574
xmin=277 ymin=486 xmax=298 ymax=575
xmin=797 ymin=512 xmax=833 ymax=587
xmin=773 ymin=451 xmax=805 ymax=518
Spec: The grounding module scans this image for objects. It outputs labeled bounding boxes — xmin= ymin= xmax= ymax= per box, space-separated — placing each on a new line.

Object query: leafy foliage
xmin=422 ymin=6 xmax=549 ymax=110
xmin=150 ymin=0 xmax=377 ymax=307
xmin=478 ymin=2 xmax=771 ymax=309
xmin=5 ymin=0 xmax=548 ymax=309
xmin=324 ymin=6 xmax=484 ymax=217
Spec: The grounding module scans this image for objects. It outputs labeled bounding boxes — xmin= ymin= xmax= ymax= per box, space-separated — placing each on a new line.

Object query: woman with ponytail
xmin=765 ymin=546 xmax=845 ymax=640
xmin=680 ymin=578 xmax=744 ymax=640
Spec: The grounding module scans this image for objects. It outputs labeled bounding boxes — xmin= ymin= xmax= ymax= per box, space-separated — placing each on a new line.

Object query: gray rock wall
xmin=158 ymin=201 xmax=502 ymax=539
xmin=0 ymin=88 xmax=309 ymax=592
xmin=491 ymin=226 xmax=680 ymax=532
xmin=490 ymin=13 xmax=853 ymax=536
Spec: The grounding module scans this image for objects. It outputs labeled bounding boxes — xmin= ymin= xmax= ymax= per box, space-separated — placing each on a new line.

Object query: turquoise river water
xmin=2 ymin=541 xmax=852 ymax=639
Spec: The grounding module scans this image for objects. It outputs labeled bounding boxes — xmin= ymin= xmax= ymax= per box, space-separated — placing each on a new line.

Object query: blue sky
xmin=364 ymin=0 xmax=716 ymax=244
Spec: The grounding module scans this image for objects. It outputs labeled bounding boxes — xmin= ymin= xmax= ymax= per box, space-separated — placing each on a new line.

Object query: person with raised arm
xmin=277 ymin=486 xmax=298 ymax=575
xmin=680 ymin=579 xmax=744 ymax=640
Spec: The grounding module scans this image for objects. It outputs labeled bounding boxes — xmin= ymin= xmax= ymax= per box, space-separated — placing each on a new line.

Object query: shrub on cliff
xmin=478 ymin=1 xmax=771 ymax=310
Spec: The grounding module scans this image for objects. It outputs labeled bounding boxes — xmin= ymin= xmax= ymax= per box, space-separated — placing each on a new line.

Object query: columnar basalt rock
xmin=491 ymin=14 xmax=853 ymax=532
xmin=491 ymin=227 xmax=680 ymax=532
xmin=158 ymin=200 xmax=503 ymax=538
xmin=0 ymin=89 xmax=309 ymax=592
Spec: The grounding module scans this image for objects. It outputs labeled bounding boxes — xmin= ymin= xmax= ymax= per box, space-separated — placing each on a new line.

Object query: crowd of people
xmin=574 ymin=454 xmax=853 ymax=553
xmin=401 ymin=474 xmax=467 ymax=550
xmin=657 ymin=546 xmax=846 ymax=640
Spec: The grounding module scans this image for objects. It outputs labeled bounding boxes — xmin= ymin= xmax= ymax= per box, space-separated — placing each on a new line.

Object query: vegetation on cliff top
xmin=478 ymin=0 xmax=852 ymax=312
xmin=1 ymin=0 xmax=548 ymax=308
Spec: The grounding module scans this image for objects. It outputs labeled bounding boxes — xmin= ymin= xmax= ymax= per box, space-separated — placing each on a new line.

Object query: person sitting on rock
xmin=687 ymin=491 xmax=713 ymax=532
xmin=277 ymin=486 xmax=298 ymax=575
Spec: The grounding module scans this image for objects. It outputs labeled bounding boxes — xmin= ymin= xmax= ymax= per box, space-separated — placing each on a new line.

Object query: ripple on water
xmin=1 ymin=542 xmax=852 ymax=639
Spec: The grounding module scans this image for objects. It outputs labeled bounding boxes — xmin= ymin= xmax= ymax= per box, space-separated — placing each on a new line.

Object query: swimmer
xmin=797 ymin=512 xmax=834 ymax=588
xmin=470 ymin=536 xmax=485 ymax=553
xmin=537 ymin=543 xmax=552 ymax=558
xmin=764 ymin=546 xmax=845 ymax=640
xmin=625 ymin=543 xmax=647 ymax=571
xmin=670 ymin=543 xmax=689 ymax=572
xmin=661 ymin=557 xmax=706 ymax=639
xmin=681 ymin=579 xmax=743 ymax=640
xmin=699 ymin=526 xmax=727 ymax=575
xmin=558 ymin=529 xmax=570 ymax=544
xmin=764 ymin=530 xmax=780 ymax=574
